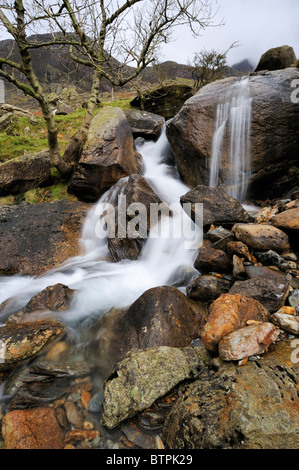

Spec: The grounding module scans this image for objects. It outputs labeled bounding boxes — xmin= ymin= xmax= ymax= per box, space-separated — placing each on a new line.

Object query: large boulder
xmin=255 ymin=45 xmax=297 ymax=72
xmin=166 ymin=68 xmax=299 ymax=198
xmin=0 ymin=200 xmax=89 ymax=276
xmin=130 ymin=84 xmax=195 ymax=120
xmin=68 ymin=107 xmax=140 ymax=202
xmin=0 ymin=151 xmax=52 ymax=196
xmin=93 ymin=286 xmax=208 ymax=377
xmin=163 ymin=340 xmax=299 ymax=449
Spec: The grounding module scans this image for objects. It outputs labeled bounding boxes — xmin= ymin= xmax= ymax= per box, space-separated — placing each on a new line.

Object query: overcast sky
xmin=160 ymin=0 xmax=299 ymax=68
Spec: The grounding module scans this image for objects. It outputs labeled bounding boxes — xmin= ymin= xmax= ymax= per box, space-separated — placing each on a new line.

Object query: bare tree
xmin=0 ymin=0 xmax=220 ymax=177
xmin=189 ymin=43 xmax=238 ymax=89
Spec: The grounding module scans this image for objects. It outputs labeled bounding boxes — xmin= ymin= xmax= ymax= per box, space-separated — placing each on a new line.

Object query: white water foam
xmin=0 ymin=129 xmax=202 ymax=323
xmin=210 ymin=77 xmax=252 ymax=202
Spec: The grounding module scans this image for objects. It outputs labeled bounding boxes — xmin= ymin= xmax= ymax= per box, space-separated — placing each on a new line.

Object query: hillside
xmin=0 ymin=34 xmax=244 ymax=110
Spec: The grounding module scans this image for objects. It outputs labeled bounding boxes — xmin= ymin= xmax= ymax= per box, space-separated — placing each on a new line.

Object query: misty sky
xmin=160 ymin=0 xmax=299 ymax=68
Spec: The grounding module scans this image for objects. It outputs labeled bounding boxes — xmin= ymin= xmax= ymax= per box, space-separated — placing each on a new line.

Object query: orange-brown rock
xmin=227 ymin=241 xmax=252 ymax=262
xmin=2 ymin=407 xmax=65 ymax=449
xmin=200 ymin=293 xmax=270 ymax=352
xmin=218 ymin=322 xmax=280 ymax=361
xmin=194 ymin=243 xmax=231 ymax=273
xmin=273 ymin=207 xmax=299 ymax=231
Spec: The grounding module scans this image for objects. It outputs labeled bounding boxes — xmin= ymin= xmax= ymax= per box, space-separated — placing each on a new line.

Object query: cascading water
xmin=0 ymin=129 xmax=202 ymax=325
xmin=209 ymin=77 xmax=252 ymax=202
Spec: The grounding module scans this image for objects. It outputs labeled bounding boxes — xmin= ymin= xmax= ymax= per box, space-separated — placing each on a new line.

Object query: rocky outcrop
xmin=130 ymin=84 xmax=195 ymax=120
xmin=255 ymin=45 xmax=297 ymax=72
xmin=166 ymin=68 xmax=299 ymax=198
xmin=68 ymin=107 xmax=140 ymax=202
xmin=100 ymin=346 xmax=210 ymax=429
xmin=0 ymin=200 xmax=89 ymax=276
xmin=125 ymin=109 xmax=165 ymax=141
xmin=163 ymin=340 xmax=299 ymax=449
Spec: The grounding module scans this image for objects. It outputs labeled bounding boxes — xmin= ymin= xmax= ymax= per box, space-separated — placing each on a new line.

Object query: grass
xmin=0 ymin=93 xmax=136 ymax=205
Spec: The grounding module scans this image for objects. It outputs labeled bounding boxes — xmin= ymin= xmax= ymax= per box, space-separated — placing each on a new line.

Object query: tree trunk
xmin=40 ymin=101 xmax=73 ymax=178
xmin=63 ymin=71 xmax=102 ymax=164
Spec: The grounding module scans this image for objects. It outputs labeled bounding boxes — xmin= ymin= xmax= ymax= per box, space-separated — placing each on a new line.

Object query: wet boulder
xmin=229 ymin=276 xmax=291 ymax=313
xmin=187 ymin=275 xmax=231 ymax=303
xmin=180 ymin=185 xmax=251 ymax=229
xmin=105 ymin=174 xmax=163 ymax=261
xmin=94 ymin=286 xmax=208 ymax=377
xmin=166 ymin=68 xmax=299 ymax=198
xmin=2 ymin=407 xmax=65 ymax=449
xmin=194 ymin=242 xmax=231 ymax=273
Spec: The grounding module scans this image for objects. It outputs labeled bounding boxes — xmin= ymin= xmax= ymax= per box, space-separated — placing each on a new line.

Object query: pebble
xmin=88 ymin=391 xmax=103 ymax=413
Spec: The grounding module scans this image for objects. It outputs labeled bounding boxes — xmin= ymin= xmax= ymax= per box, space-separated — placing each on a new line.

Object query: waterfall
xmin=209 ymin=77 xmax=252 ymax=202
xmin=0 ymin=129 xmax=202 ymax=323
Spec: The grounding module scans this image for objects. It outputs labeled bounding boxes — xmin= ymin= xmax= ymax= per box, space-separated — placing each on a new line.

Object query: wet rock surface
xmin=163 ymin=340 xmax=299 ymax=449
xmin=218 ymin=322 xmax=281 ymax=361
xmin=2 ymin=407 xmax=65 ymax=449
xmin=0 ymin=200 xmax=90 ymax=276
xmin=232 ymin=223 xmax=290 ymax=252
xmin=229 ymin=276 xmax=291 ymax=313
xmin=106 ymin=174 xmax=163 ymax=262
